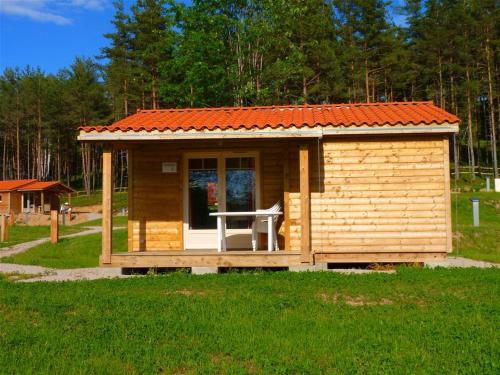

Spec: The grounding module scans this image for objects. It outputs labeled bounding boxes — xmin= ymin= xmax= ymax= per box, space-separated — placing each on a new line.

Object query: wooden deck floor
xmin=103 ymin=250 xmax=447 ymax=268
xmin=106 ymin=250 xmax=303 ymax=268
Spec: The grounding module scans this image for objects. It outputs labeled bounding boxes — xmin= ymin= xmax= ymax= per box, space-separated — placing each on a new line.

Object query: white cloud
xmin=70 ymin=0 xmax=106 ymax=11
xmin=0 ymin=0 xmax=107 ymax=26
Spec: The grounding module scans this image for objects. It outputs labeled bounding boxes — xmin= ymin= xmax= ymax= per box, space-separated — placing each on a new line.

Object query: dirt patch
xmin=16 ymin=214 xmax=51 ymax=226
xmin=211 ymin=352 xmax=234 ymax=366
xmin=72 ymin=204 xmax=102 ymax=214
xmin=13 ymin=211 xmax=101 ymax=226
xmin=0 ymin=272 xmax=47 ymax=282
xmin=65 ymin=212 xmax=102 ymax=225
xmin=317 ymin=292 xmax=393 ymax=306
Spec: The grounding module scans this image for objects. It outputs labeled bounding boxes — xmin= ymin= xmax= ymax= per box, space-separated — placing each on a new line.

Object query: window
xmin=225 ymin=157 xmax=256 ymax=229
xmin=188 ymin=158 xmax=218 ymax=230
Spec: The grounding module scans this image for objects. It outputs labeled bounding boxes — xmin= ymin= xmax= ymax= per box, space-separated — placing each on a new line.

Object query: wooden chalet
xmin=78 ymin=101 xmax=459 ymax=269
xmin=0 ymin=179 xmax=74 ymax=215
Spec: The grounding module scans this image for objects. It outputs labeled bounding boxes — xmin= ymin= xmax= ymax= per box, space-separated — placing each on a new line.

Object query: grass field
xmin=1 ymin=230 xmax=127 ymax=268
xmin=0 ymin=215 xmax=127 ymax=251
xmin=0 ymin=224 xmax=84 ymax=249
xmin=0 ymin=268 xmax=498 ymax=373
xmin=70 ymin=191 xmax=128 ymax=209
xmin=76 ymin=215 xmax=128 ymax=227
xmin=451 ymin=192 xmax=500 ymax=263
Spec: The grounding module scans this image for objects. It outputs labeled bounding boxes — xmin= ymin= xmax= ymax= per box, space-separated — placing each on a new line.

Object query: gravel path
xmin=0 ymin=226 xmax=131 ymax=282
xmin=0 ymin=262 xmax=128 ymax=282
xmin=426 ymin=256 xmax=500 ymax=269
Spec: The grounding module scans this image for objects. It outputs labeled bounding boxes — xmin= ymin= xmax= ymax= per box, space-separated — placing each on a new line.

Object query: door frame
xmin=183 ymin=150 xmax=261 ymax=250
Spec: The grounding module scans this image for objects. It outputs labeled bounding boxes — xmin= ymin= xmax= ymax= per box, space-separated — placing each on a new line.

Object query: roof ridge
xmin=136 ymin=101 xmax=434 ymax=113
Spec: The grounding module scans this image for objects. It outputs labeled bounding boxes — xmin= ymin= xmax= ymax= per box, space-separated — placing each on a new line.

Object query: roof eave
xmin=78 ymin=122 xmax=459 ymax=142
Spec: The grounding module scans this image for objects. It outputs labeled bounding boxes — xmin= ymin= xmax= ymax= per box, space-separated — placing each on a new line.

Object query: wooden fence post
xmin=1 ymin=215 xmax=9 ymax=242
xmin=51 ymin=210 xmax=59 ymax=244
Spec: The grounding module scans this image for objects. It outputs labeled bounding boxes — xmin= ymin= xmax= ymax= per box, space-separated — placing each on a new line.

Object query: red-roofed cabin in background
xmin=79 ymin=101 xmax=460 ymax=269
xmin=0 ymin=180 xmax=74 ymax=215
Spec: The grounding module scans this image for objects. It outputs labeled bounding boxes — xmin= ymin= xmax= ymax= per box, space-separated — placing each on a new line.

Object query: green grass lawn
xmin=75 ymin=215 xmax=128 ymax=228
xmin=0 ymin=268 xmax=498 ymax=373
xmin=0 ymin=224 xmax=84 ymax=249
xmin=1 ymin=230 xmax=127 ymax=269
xmin=0 ymin=215 xmax=127 ymax=251
xmin=71 ymin=191 xmax=128 ymax=209
xmin=451 ymin=192 xmax=500 ymax=263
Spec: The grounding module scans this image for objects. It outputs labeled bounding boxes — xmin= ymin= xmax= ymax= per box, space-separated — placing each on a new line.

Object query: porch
xmin=100 ymin=138 xmax=314 ymax=267
xmin=19 ymin=182 xmax=74 ymax=214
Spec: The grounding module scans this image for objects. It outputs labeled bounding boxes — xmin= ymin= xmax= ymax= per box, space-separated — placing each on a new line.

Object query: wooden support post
xmin=9 ymin=211 xmax=15 ymax=225
xmin=50 ymin=210 xmax=58 ymax=244
xmin=1 ymin=215 xmax=9 ymax=242
xmin=102 ymin=147 xmax=113 ymax=264
xmin=299 ymin=143 xmax=311 ymax=263
xmin=41 ymin=192 xmax=45 ymax=214
xmin=128 ymin=149 xmax=134 ymax=252
xmin=283 ymin=141 xmax=290 ymax=251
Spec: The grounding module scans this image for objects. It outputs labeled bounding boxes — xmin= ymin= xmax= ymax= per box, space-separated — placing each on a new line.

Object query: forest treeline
xmin=0 ymin=0 xmax=498 ymax=193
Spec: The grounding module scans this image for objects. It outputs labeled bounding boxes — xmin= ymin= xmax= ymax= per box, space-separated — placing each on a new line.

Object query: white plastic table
xmin=209 ymin=211 xmax=283 ymax=252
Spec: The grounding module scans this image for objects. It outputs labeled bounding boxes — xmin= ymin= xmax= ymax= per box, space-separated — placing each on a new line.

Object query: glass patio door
xmin=184 ymin=154 xmax=258 ymax=250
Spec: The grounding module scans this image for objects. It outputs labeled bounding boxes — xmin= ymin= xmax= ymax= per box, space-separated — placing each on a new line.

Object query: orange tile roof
xmin=18 ymin=181 xmax=74 ymax=192
xmin=0 ymin=180 xmax=74 ymax=193
xmin=79 ymin=101 xmax=459 ymax=133
xmin=0 ymin=179 xmax=37 ymax=191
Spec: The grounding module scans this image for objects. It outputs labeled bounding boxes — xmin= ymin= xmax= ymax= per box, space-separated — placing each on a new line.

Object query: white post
xmin=251 ymin=220 xmax=257 ymax=251
xmin=471 ymin=198 xmax=480 ymax=227
xmin=216 ymin=216 xmax=222 ymax=253
xmin=222 ymin=216 xmax=227 ymax=252
xmin=267 ymin=214 xmax=273 ymax=252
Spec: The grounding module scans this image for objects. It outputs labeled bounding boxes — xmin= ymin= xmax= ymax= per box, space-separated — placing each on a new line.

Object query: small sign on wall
xmin=162 ymin=162 xmax=177 ymax=173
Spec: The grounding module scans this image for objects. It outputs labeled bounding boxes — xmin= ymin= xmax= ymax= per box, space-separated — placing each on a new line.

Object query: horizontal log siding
xmin=289 ymin=135 xmax=449 ymax=254
xmin=0 ymin=192 xmax=10 ymax=214
xmin=129 ymin=145 xmax=183 ymax=251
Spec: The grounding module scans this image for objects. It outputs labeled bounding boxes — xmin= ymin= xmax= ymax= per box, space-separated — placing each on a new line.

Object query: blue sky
xmin=0 ymin=0 xmax=136 ymax=74
xmin=0 ymin=0 xmax=406 ymax=75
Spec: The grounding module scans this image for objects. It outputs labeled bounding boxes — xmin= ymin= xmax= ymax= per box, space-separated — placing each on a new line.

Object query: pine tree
xmin=130 ymin=0 xmax=176 ymax=109
xmin=102 ymin=0 xmax=135 ymax=119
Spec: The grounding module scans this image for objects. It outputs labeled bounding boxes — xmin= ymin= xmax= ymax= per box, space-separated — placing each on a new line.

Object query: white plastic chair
xmin=251 ymin=202 xmax=282 ymax=251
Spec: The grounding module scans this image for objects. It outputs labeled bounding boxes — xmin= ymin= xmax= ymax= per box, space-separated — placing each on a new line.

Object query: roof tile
xmin=80 ymin=101 xmax=459 ymax=133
